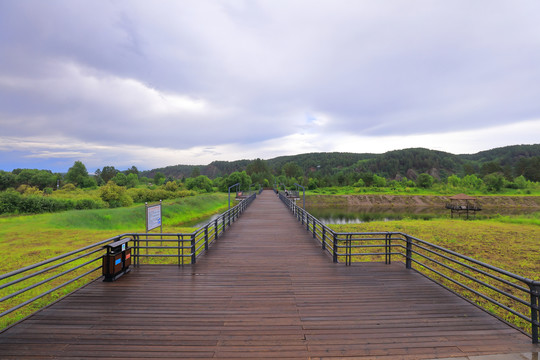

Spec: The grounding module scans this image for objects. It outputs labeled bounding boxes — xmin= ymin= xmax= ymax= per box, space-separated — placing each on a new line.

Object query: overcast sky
xmin=1 ymin=1 xmax=539 ymax=173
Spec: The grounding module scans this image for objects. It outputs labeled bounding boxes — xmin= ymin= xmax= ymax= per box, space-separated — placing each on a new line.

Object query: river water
xmin=305 ymin=205 xmax=538 ymax=224
xmin=189 ymin=203 xmax=538 ymax=228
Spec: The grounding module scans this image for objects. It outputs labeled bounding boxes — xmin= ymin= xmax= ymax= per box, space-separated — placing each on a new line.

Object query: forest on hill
xmin=141 ymin=144 xmax=540 ymax=183
xmin=2 ymin=144 xmax=539 ymax=215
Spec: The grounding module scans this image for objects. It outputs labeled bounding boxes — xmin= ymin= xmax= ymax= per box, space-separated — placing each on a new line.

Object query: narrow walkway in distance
xmin=0 ymin=190 xmax=537 ymax=359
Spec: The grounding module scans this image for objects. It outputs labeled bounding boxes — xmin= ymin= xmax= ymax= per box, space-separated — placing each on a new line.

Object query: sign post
xmin=145 ymin=200 xmax=162 ymax=233
xmin=145 ymin=200 xmax=162 ymax=255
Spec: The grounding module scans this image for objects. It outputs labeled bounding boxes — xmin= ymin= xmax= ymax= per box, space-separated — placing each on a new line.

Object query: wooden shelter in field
xmin=445 ymin=193 xmax=482 ymax=219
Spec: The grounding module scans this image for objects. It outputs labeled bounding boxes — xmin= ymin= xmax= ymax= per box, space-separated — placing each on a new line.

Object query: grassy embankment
xmin=308 ymin=185 xmax=540 ymax=196
xmin=0 ymin=193 xmax=229 ymax=329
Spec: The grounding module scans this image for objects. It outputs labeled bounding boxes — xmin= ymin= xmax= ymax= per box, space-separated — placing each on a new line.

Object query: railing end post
xmin=332 ymin=233 xmax=338 ymax=263
xmin=530 ymin=283 xmax=539 ymax=344
xmin=191 ymin=234 xmax=196 ymax=265
xmin=405 ymin=235 xmax=412 ymax=269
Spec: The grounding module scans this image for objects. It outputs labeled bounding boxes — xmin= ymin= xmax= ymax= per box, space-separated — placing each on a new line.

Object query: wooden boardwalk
xmin=0 ymin=191 xmax=537 ymax=359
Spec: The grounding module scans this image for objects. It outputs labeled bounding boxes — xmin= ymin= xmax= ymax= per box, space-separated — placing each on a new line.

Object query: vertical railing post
xmin=177 ymin=234 xmax=181 ymax=266
xmin=405 ymin=235 xmax=412 ymax=269
xmin=333 ymin=233 xmax=338 ymax=263
xmin=385 ymin=233 xmax=391 ymax=265
xmin=312 ymin=220 xmax=316 ymax=238
xmin=191 ymin=234 xmax=196 ymax=264
xmin=134 ymin=234 xmax=139 ymax=266
xmin=322 ymin=227 xmax=326 ymax=250
xmin=346 ymin=235 xmax=351 ymax=266
xmin=530 ymin=283 xmax=539 ymax=344
xmin=204 ymin=226 xmax=209 ymax=251
xmin=215 ymin=218 xmax=219 ymax=240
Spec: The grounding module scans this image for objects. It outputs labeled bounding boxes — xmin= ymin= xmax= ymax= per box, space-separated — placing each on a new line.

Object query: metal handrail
xmin=278 ymin=192 xmax=539 ymax=343
xmin=0 ymin=193 xmax=256 ymax=328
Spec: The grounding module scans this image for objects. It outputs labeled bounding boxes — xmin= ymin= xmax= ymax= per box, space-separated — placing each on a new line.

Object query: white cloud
xmin=1 ymin=1 xmax=540 ymax=172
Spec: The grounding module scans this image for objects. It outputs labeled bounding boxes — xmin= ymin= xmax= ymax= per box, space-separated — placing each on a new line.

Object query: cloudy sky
xmin=1 ymin=1 xmax=539 ymax=173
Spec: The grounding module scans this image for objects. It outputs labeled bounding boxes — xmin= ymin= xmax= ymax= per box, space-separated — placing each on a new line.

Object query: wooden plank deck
xmin=0 ymin=190 xmax=537 ymax=359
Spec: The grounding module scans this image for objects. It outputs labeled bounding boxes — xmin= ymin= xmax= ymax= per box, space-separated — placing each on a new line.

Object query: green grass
xmin=0 ymin=193 xmax=229 ymax=329
xmin=330 ymin=219 xmax=540 ymax=335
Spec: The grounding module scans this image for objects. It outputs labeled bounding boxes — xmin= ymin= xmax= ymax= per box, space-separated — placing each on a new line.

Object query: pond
xmin=305 ymin=205 xmax=538 ymax=224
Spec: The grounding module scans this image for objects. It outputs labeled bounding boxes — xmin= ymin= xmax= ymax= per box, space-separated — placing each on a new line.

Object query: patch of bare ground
xmin=307 ymin=194 xmax=540 ymax=208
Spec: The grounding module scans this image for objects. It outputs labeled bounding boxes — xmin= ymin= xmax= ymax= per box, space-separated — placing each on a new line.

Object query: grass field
xmin=0 ymin=193 xmax=229 ymax=329
xmin=330 ymin=218 xmax=540 ymax=336
xmin=331 ymin=219 xmax=539 ymax=279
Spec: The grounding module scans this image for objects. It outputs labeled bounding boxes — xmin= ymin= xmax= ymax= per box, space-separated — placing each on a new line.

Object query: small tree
xmin=462 ymin=174 xmax=483 ymax=190
xmin=100 ymin=166 xmax=118 ymax=184
xmin=484 ymin=173 xmax=505 ymax=192
xmin=126 ymin=173 xmax=139 ymax=188
xmin=447 ymin=174 xmax=461 ymax=187
xmin=416 ymin=173 xmax=434 ymax=188
xmin=221 ymin=171 xmax=252 ymax=192
xmin=65 ymin=161 xmax=91 ymax=188
xmin=0 ymin=170 xmax=16 ymax=191
xmin=372 ymin=174 xmax=387 ymax=187
xmin=111 ymin=172 xmax=127 ymax=186
xmin=125 ymin=166 xmax=139 ymax=176
xmin=186 ymin=175 xmax=213 ymax=192
xmin=153 ymin=172 xmax=166 ymax=185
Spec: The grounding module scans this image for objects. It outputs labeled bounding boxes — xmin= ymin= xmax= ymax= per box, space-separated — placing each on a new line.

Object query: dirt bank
xmin=305 ymin=194 xmax=540 ymax=208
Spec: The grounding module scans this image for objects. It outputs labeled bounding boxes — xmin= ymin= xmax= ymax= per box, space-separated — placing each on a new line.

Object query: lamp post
xmin=294 ymin=183 xmax=306 ymax=210
xmin=228 ymin=182 xmax=240 ymax=209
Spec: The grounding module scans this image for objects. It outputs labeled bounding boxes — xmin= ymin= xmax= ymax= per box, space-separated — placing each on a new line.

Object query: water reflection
xmin=306 ymin=206 xmax=538 ymax=224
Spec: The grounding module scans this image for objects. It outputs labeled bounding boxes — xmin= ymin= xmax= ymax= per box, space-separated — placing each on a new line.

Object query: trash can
xmin=103 ymin=238 xmax=132 ymax=282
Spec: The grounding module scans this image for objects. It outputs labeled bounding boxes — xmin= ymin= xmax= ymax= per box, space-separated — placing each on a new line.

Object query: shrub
xmin=163 ymin=181 xmax=179 ymax=192
xmin=62 ymin=183 xmax=77 ymax=191
xmin=416 ymin=173 xmax=434 ymax=188
xmin=185 ymin=175 xmax=213 ymax=192
xmin=0 ymin=190 xmax=21 ymax=213
xmin=75 ymin=199 xmax=105 ymax=210
xmin=99 ymin=181 xmax=133 ymax=208
xmin=16 ymin=185 xmax=41 ymax=195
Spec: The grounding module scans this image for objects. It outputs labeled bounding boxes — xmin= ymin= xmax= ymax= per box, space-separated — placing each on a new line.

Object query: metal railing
xmin=0 ymin=193 xmax=256 ymax=329
xmin=131 ymin=192 xmax=256 ymax=265
xmin=278 ymin=192 xmax=540 ymax=343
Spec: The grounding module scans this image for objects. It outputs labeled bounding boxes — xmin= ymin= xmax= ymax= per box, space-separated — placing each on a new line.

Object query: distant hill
xmin=140 ymin=144 xmax=540 ymax=181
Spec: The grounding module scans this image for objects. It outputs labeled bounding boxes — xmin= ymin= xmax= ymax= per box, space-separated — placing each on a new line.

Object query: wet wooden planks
xmin=0 ymin=190 xmax=537 ymax=359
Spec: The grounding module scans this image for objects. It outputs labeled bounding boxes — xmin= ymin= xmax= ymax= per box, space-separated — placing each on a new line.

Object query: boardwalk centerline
xmin=0 ymin=191 xmax=538 ymax=359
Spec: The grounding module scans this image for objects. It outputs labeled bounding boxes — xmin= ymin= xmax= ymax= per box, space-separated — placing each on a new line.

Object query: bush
xmin=16 ymin=185 xmax=41 ymax=195
xmin=163 ymin=181 xmax=179 ymax=192
xmin=416 ymin=173 xmax=434 ymax=188
xmin=186 ymin=175 xmax=213 ymax=192
xmin=0 ymin=189 xmax=104 ymax=214
xmin=99 ymin=181 xmax=133 ymax=208
xmin=127 ymin=188 xmax=151 ymax=203
xmin=0 ymin=190 xmax=21 ymax=213
xmin=75 ymin=198 xmax=105 ymax=210
xmin=62 ymin=183 xmax=77 ymax=191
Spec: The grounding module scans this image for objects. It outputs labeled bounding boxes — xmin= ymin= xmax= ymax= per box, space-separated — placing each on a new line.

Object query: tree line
xmin=1 ymin=144 xmax=539 ymax=215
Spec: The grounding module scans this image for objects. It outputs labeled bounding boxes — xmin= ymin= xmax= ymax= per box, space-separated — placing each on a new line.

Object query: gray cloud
xmin=1 ymin=0 xmax=539 ymax=171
